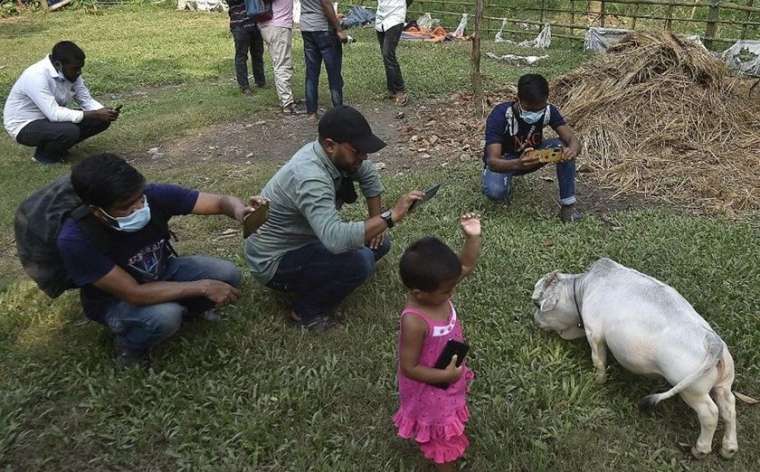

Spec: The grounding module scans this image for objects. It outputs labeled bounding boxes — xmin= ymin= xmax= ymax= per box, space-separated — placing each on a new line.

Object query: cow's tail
xmin=638 ymin=333 xmax=723 ymax=411
xmin=734 ymin=392 xmax=759 ymax=404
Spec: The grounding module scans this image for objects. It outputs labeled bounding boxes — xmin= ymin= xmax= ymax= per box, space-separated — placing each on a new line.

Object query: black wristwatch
xmin=380 ymin=209 xmax=395 ymax=229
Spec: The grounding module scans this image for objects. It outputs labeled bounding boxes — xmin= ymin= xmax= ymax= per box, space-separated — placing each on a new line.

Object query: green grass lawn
xmin=1 ymin=6 xmax=759 ymax=471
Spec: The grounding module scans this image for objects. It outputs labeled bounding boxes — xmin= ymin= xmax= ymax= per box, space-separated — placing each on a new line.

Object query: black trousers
xmin=16 ymin=118 xmax=111 ymax=163
xmin=377 ymin=23 xmax=405 ymax=94
xmin=232 ymin=26 xmax=266 ymax=89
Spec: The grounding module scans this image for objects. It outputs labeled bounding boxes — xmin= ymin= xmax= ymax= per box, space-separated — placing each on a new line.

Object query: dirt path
xmin=129 ymin=96 xmax=647 ymax=219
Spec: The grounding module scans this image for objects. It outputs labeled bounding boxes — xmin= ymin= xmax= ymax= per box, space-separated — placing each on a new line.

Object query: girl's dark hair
xmin=517 ymin=73 xmax=549 ymax=103
xmin=71 ymin=153 xmax=145 ymax=209
xmin=399 ymin=237 xmax=461 ymax=292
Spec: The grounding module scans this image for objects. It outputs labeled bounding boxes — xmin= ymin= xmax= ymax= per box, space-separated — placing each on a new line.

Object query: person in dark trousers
xmin=375 ymin=0 xmax=408 ymax=105
xmin=57 ymin=154 xmax=267 ymax=368
xmin=228 ymin=0 xmax=266 ymax=94
xmin=245 ymin=106 xmax=424 ymax=331
xmin=299 ymin=0 xmax=347 ymax=119
xmin=3 ymin=41 xmax=119 ymax=164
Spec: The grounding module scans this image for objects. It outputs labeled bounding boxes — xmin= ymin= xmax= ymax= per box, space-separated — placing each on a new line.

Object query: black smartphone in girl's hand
xmin=432 ymin=339 xmax=469 ymax=389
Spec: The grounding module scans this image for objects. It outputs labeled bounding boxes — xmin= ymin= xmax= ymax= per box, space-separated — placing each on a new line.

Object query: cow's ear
xmin=543 ymin=271 xmax=559 ymax=288
xmin=540 ymin=294 xmax=559 ymax=312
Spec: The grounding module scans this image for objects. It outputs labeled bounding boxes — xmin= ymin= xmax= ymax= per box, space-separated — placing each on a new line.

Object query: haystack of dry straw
xmin=552 ymin=32 xmax=760 ymax=214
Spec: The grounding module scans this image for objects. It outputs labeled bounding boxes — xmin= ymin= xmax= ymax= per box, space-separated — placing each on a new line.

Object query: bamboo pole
xmin=571 ymin=0 xmax=577 ymax=33
xmin=471 ymin=0 xmax=484 ymax=113
xmin=540 ymin=0 xmax=546 ymax=24
xmin=741 ymin=0 xmax=755 ymax=38
xmin=632 ymin=0 xmax=640 ymax=28
xmin=666 ymin=0 xmax=675 ymax=29
xmin=482 ymin=13 xmax=760 ymax=28
xmin=691 ymin=0 xmax=700 ymax=19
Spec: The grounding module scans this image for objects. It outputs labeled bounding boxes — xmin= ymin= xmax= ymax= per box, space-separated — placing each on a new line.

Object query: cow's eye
xmin=532 ymin=300 xmax=541 ymax=308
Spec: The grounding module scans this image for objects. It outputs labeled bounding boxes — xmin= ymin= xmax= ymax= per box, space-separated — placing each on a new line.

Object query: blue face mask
xmin=520 ymin=109 xmax=545 ymax=124
xmin=102 ymin=196 xmax=151 ymax=232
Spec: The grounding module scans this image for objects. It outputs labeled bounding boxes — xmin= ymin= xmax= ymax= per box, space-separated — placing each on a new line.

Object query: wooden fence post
xmin=600 ymin=0 xmax=607 ymax=27
xmin=632 ymin=1 xmax=640 ymax=29
xmin=741 ymin=0 xmax=755 ymax=39
xmin=540 ymin=0 xmax=546 ymax=24
xmin=571 ymin=0 xmax=576 ymax=34
xmin=471 ymin=0 xmax=484 ymax=111
xmin=704 ymin=0 xmax=721 ymax=49
xmin=666 ymin=0 xmax=675 ymax=30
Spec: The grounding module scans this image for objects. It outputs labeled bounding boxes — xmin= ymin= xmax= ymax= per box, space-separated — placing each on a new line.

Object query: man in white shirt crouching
xmin=3 ymin=41 xmax=120 ymax=164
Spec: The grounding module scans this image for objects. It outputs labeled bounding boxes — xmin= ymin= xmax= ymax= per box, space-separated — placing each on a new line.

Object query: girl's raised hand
xmin=459 ymin=213 xmax=481 ymax=237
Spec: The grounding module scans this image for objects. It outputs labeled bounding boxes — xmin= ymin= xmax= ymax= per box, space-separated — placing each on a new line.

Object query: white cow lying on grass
xmin=531 ymin=258 xmax=757 ymax=459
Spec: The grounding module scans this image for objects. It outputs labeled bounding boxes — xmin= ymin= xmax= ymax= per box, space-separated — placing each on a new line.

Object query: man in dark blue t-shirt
xmin=482 ymin=74 xmax=582 ymax=222
xmin=57 ymin=154 xmax=266 ymax=368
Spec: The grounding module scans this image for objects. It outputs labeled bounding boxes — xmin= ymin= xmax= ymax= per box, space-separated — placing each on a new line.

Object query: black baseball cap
xmin=318 ymin=106 xmax=386 ymax=154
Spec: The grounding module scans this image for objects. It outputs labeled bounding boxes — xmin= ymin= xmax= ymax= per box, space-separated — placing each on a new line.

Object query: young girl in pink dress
xmin=393 ymin=213 xmax=482 ymax=471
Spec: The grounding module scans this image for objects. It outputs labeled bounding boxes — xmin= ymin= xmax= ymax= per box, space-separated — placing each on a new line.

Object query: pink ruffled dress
xmin=393 ymin=301 xmax=475 ymax=464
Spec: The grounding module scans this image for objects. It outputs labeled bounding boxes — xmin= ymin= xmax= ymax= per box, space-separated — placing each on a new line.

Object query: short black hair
xmin=51 ymin=41 xmax=85 ymax=66
xmin=399 ymin=237 xmax=462 ymax=292
xmin=71 ymin=154 xmax=145 ymax=209
xmin=517 ymin=73 xmax=549 ymax=103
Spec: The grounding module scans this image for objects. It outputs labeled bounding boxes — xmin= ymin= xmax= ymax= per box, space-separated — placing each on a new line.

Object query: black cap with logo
xmin=318 ymin=106 xmax=386 ymax=154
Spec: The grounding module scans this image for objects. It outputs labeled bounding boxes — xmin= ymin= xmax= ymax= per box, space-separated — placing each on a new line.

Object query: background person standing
xmin=375 ymin=0 xmax=408 ymax=105
xmin=228 ymin=0 xmax=266 ymax=95
xmin=258 ymin=0 xmax=299 ymax=114
xmin=299 ymin=0 xmax=347 ymax=119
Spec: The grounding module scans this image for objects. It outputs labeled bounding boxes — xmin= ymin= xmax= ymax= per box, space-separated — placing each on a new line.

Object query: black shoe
xmin=559 ymin=203 xmax=583 ymax=223
xmin=33 ymin=148 xmax=64 ymax=165
xmin=114 ymin=346 xmax=150 ymax=369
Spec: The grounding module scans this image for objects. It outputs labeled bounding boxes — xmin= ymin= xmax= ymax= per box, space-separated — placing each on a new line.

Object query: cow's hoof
xmin=595 ymin=373 xmax=607 ymax=384
xmin=720 ymin=446 xmax=738 ymax=459
xmin=691 ymin=446 xmax=710 ymax=460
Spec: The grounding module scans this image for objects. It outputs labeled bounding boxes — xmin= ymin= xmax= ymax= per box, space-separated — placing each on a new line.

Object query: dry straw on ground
xmin=551 ymin=32 xmax=760 ymax=215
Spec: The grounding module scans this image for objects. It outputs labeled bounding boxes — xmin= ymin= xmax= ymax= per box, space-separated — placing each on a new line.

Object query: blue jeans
xmin=481 ymin=138 xmax=576 ymax=205
xmin=101 ymin=256 xmax=241 ymax=353
xmin=267 ymin=238 xmax=391 ymax=320
xmin=301 ymin=30 xmax=344 ymax=114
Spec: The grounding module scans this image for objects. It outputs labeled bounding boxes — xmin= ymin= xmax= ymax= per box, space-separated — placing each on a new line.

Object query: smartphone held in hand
xmin=408 ymin=183 xmax=442 ymax=212
xmin=432 ymin=339 xmax=469 ymax=389
xmin=242 ymin=202 xmax=269 ymax=239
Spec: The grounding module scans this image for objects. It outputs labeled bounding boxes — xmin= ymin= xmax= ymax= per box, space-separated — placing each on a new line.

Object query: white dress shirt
xmin=3 ymin=56 xmax=103 ymax=139
xmin=375 ymin=0 xmax=406 ymax=32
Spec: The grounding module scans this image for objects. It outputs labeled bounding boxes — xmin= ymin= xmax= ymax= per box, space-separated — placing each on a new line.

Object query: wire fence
xmin=349 ymin=0 xmax=760 ymax=49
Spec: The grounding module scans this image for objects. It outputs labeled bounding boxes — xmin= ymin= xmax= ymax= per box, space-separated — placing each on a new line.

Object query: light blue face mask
xmin=102 ymin=196 xmax=151 ymax=232
xmin=520 ymin=109 xmax=545 ymax=124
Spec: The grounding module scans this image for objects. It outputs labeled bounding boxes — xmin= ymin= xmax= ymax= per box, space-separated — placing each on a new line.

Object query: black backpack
xmin=14 ymin=176 xmax=170 ymax=298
